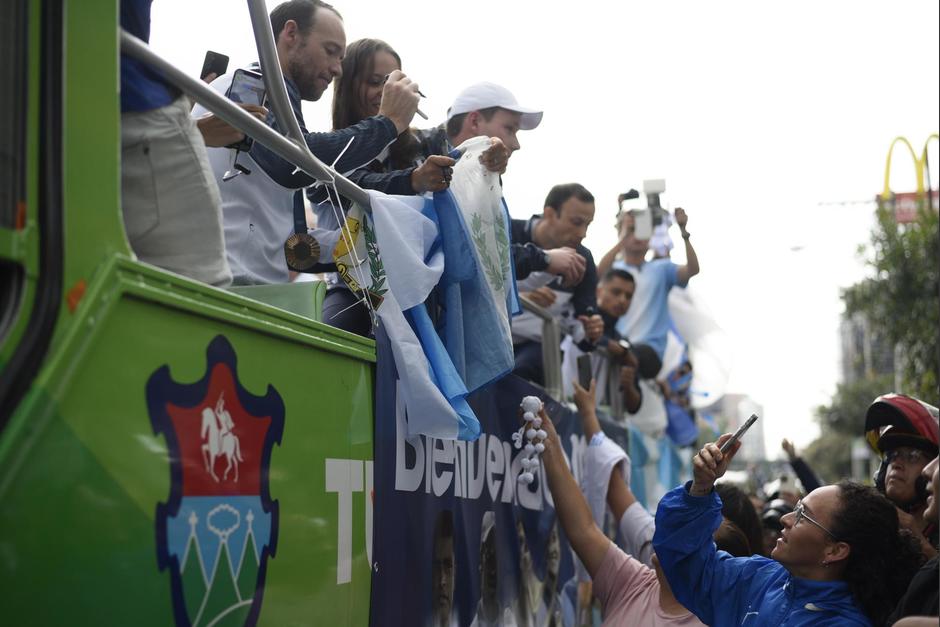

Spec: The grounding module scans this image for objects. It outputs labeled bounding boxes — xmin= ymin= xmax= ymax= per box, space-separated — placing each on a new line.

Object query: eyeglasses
xmin=793 ymin=500 xmax=838 ymax=539
xmin=885 ymin=448 xmax=931 ymax=465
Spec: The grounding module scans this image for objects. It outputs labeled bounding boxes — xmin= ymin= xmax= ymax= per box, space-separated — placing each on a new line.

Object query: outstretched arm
xmin=541 ymin=408 xmax=611 ymax=578
xmin=653 ymin=436 xmax=752 ymax=625
xmin=596 ymin=238 xmax=624 ymax=279
xmin=573 ymin=379 xmax=637 ymax=521
xmin=573 ymin=380 xmax=652 ymax=565
xmin=674 ymin=208 xmax=699 ymax=285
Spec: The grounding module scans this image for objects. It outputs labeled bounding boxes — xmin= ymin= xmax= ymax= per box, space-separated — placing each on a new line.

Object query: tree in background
xmin=844 ymin=203 xmax=939 ymax=401
xmin=804 ymin=374 xmax=893 ymax=482
xmin=804 ymin=198 xmax=937 ymax=483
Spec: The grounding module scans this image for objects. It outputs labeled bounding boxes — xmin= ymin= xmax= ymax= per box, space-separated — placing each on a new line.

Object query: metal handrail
xmin=245 ymin=0 xmax=306 ymax=149
xmin=518 ymin=295 xmax=562 ymax=400
xmin=119 ymin=30 xmax=371 ymax=210
xmin=592 ymin=344 xmax=624 ymax=420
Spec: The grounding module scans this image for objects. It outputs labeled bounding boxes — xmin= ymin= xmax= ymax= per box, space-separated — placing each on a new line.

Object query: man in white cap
xmin=445 ymin=81 xmax=542 ymax=159
xmin=416 ymin=81 xmax=539 ymax=174
xmin=417 ymin=83 xmax=586 ymax=286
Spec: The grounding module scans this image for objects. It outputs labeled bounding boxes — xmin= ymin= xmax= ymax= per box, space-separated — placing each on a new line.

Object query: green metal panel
xmin=0 ymin=260 xmax=375 ymax=625
xmin=60 ymin=0 xmax=127 ymax=272
xmin=227 ymin=281 xmax=327 ymax=322
xmin=1 ymin=1 xmax=378 ymax=623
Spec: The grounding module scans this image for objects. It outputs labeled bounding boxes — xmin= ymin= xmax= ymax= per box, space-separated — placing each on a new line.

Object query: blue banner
xmin=370 ymin=328 xmax=629 ymax=627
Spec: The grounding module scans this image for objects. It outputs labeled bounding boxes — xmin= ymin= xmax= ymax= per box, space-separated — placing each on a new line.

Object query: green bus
xmin=0 ymin=3 xmax=666 ymax=625
xmin=0 ymin=1 xmax=376 ymax=624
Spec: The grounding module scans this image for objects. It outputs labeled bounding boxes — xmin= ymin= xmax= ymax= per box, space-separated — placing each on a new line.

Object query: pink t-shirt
xmin=593 ymin=542 xmax=705 ymax=627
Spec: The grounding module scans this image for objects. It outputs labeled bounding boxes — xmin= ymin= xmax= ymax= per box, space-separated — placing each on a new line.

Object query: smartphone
xmin=720 ymin=414 xmax=758 ymax=454
xmin=200 ymin=50 xmax=229 ymax=81
xmin=577 ymin=354 xmax=593 ymax=390
xmin=224 ymin=68 xmax=266 ymax=151
xmin=226 ymin=68 xmax=266 ymax=106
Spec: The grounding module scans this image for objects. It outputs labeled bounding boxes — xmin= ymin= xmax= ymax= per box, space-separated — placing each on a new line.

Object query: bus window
xmin=0 ymin=0 xmax=27 ymax=347
xmin=0 ymin=0 xmax=26 ymax=230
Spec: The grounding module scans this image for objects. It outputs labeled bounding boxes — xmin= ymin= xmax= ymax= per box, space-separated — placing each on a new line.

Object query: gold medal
xmin=284 ymin=233 xmax=320 ymax=271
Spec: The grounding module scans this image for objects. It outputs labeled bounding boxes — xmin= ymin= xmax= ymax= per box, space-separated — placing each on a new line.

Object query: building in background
xmin=839 ymin=311 xmax=895 ymax=385
xmin=840 ymin=311 xmax=894 ymax=480
xmin=701 ymin=393 xmax=766 ymax=464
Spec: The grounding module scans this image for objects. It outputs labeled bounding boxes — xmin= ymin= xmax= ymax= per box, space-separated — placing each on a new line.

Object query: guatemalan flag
xmin=331 ymin=138 xmax=519 ymax=441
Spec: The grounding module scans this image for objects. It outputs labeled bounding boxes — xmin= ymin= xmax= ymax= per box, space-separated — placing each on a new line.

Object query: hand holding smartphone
xmin=224 ymin=68 xmax=266 ymax=151
xmin=720 ymin=414 xmax=758 ymax=454
xmin=200 ymin=50 xmax=229 ymax=81
xmin=577 ymin=354 xmax=593 ymax=391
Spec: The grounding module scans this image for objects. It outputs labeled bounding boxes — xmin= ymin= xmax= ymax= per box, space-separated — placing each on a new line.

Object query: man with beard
xmin=194 ymin=0 xmax=420 ymax=284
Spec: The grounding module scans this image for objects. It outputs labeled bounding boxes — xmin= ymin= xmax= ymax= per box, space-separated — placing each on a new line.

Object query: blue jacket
xmin=652 ymin=484 xmax=871 ymax=626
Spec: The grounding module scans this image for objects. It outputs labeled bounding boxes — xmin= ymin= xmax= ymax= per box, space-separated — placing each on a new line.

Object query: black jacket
xmin=885 ymin=556 xmax=938 ymax=625
xmin=510 ymin=215 xmax=598 ymax=317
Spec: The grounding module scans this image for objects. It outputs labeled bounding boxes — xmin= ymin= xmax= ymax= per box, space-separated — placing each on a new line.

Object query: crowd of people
xmin=538 ymin=386 xmax=939 ymax=626
xmin=119 ymin=0 xmax=938 ymax=625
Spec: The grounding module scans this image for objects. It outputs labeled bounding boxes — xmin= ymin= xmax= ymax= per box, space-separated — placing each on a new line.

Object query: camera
xmin=643 ymin=179 xmax=667 ymax=227
xmin=618 ymin=189 xmax=640 ymax=207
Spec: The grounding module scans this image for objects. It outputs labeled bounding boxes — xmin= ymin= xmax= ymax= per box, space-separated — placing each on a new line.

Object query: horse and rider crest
xmin=147 ymin=335 xmax=284 ymax=627
xmin=202 ymin=393 xmax=243 ymax=483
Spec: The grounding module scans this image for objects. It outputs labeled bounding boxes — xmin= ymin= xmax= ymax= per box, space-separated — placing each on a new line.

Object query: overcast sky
xmin=151 ymin=0 xmax=939 ymax=458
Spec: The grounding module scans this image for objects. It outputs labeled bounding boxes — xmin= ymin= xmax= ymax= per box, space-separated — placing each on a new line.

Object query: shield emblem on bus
xmin=147 ymin=335 xmax=284 ymax=627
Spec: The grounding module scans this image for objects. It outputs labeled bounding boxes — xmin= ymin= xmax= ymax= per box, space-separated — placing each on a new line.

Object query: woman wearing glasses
xmin=652 ymin=434 xmax=923 ymax=626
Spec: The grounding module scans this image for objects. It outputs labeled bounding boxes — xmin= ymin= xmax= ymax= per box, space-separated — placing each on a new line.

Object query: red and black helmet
xmin=864 ymin=393 xmax=939 ymax=457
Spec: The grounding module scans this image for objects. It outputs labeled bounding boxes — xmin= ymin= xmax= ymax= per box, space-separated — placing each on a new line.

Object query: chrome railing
xmin=518 ymin=296 xmax=562 ymax=400
xmin=118 ymin=0 xmax=370 ymax=209
xmin=122 ymin=8 xmax=632 ymax=418
xmin=596 ymin=344 xmax=624 ymax=420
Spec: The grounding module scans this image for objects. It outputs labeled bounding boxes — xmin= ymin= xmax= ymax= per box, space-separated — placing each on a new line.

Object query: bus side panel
xmin=0 ymin=270 xmax=373 ymax=626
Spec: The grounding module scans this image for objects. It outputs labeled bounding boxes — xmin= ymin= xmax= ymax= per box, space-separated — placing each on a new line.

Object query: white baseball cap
xmin=446 ymin=82 xmax=543 ymax=130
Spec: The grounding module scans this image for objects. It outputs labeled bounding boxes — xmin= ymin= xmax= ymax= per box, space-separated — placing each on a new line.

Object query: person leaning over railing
xmin=415 ymin=81 xmax=587 ymax=290
xmin=307 ymin=37 xmax=456 ymax=336
xmin=510 ymin=183 xmax=604 ymax=386
xmin=192 ymin=0 xmax=421 ymax=286
xmin=561 ymin=268 xmax=648 ymax=413
xmin=652 ymin=435 xmax=925 ymax=626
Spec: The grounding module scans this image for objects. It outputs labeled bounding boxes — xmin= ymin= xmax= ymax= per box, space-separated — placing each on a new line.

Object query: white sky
xmin=151 ymin=0 xmax=939 ymax=458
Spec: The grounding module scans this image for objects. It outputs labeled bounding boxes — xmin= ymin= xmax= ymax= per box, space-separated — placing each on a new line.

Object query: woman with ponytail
xmin=315 ymin=38 xmax=455 ymax=336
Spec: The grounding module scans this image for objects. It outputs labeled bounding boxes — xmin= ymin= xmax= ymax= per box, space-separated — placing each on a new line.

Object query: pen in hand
xmin=385 ymin=73 xmax=428 ymax=120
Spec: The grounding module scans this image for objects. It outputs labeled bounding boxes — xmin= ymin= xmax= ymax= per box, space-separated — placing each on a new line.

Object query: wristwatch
xmin=541 ymin=249 xmax=552 ymax=270
xmin=681 ymin=230 xmax=691 ymax=240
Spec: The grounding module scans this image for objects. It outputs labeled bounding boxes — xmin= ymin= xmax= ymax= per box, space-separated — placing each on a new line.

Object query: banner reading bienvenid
xmin=370 ymin=329 xmax=629 ymax=627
